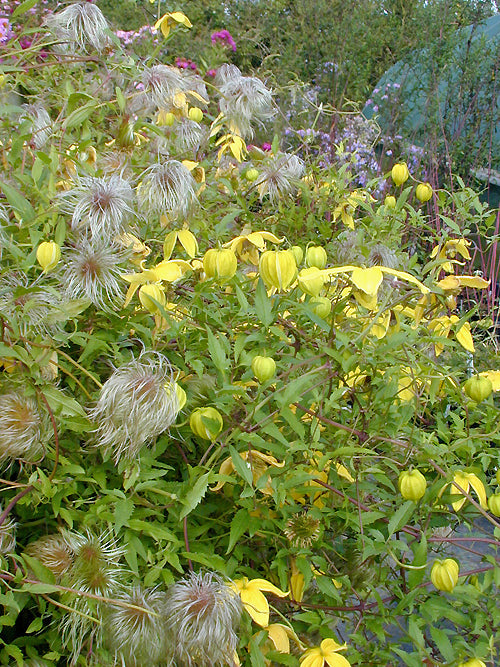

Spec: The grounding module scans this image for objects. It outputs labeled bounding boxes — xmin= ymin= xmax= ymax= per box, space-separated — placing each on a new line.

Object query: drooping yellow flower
xmin=231 ymin=577 xmax=288 ymax=627
xmin=430 ymin=238 xmax=471 ymax=273
xmin=163 ymin=228 xmax=199 ymax=260
xmin=153 ymin=11 xmax=192 ymax=39
xmin=223 ymin=231 xmax=285 ymax=265
xmin=215 ymin=133 xmax=247 ymax=162
xmin=442 ymin=471 xmax=488 ymax=511
xmin=115 ymin=233 xmax=151 ymax=267
xmin=300 ymin=638 xmax=351 ymax=667
xmin=121 ymin=259 xmax=192 ymax=308
xmin=427 ymin=315 xmax=474 ymax=355
xmin=290 ymin=559 xmax=306 ymax=602
xmin=211 ymin=449 xmax=284 ymax=495
xmin=479 ymin=370 xmax=500 ymax=391
xmin=436 ymin=275 xmax=490 ymax=292
xmin=332 ymin=191 xmax=374 ymax=230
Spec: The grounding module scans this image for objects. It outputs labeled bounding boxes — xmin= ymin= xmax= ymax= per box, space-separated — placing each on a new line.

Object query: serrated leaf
xmin=387 ymin=500 xmax=414 ymax=537
xmin=206 ymin=327 xmax=229 ymax=373
xmin=228 ymin=445 xmax=253 ymax=486
xmin=179 ymin=471 xmax=210 ymax=519
xmin=254 ymin=278 xmax=273 ymax=327
xmin=429 ymin=626 xmax=455 ymax=662
xmin=227 ymin=508 xmax=249 ymax=553
xmin=0 ymin=180 xmax=35 ymax=221
xmin=114 ymin=497 xmax=134 ymax=532
xmin=41 ymin=385 xmax=87 ymax=418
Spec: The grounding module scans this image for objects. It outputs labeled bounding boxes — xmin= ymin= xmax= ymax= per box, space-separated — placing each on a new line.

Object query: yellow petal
xmin=240 ymin=587 xmax=270 ymax=626
xmin=210 ymin=457 xmax=235 ymax=491
xmin=290 ymin=570 xmax=305 ymax=602
xmin=300 ymin=649 xmax=324 ymax=667
xmin=266 ymin=624 xmax=290 ymax=654
xmin=249 ymin=579 xmax=289 ymax=597
xmin=479 ymin=370 xmax=500 ymax=391
xmin=451 ymin=473 xmax=470 ymax=511
xmin=256 ymin=231 xmax=286 ymax=245
xmin=335 ymin=462 xmax=354 ymax=483
xmin=177 ymin=229 xmax=199 ymax=258
xmin=245 ymin=450 xmax=285 ymax=467
xmin=163 ymin=231 xmax=177 ymax=261
xmin=455 ymin=322 xmax=475 ymax=353
xmin=154 ymin=260 xmax=192 ymax=282
xmin=121 ymin=269 xmax=159 ymax=284
xmin=379 ymin=267 xmax=430 ymax=294
xmin=466 ymin=473 xmax=487 ymax=509
xmin=350 ymin=267 xmax=383 ymax=296
xmin=353 ymin=290 xmax=378 ymax=310
xmin=437 ymin=276 xmax=461 ymax=291
xmin=324 ymin=655 xmax=352 ymax=667
xmin=455 ymin=276 xmax=490 ymax=289
xmin=321 ymin=638 xmax=348 ymax=653
xmin=169 ymin=11 xmax=192 ymax=27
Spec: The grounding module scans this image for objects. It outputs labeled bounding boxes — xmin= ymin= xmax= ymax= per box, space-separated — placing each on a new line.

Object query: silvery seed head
xmin=62 ymin=239 xmax=126 ymax=312
xmin=21 ymin=104 xmax=52 ymax=150
xmin=138 ymin=64 xmax=185 ymax=112
xmin=103 ymin=586 xmax=168 ymax=666
xmin=175 ymin=118 xmax=205 ymax=153
xmin=137 ymin=160 xmax=197 ymax=220
xmin=219 ymin=72 xmax=274 ymax=139
xmin=26 ymin=534 xmax=74 ymax=580
xmin=0 ymin=273 xmax=62 ymax=339
xmin=164 ymin=571 xmax=241 ymax=667
xmin=0 ymin=393 xmax=45 ymax=466
xmin=90 ymin=352 xmax=180 ymax=464
xmin=255 ymin=153 xmax=305 ymax=203
xmin=368 ymin=244 xmax=400 ymax=270
xmin=44 ymin=2 xmax=110 ymax=54
xmin=58 ymin=174 xmax=135 ymax=242
xmin=0 ymin=510 xmax=16 ymax=555
xmin=214 ymin=64 xmax=243 ymax=88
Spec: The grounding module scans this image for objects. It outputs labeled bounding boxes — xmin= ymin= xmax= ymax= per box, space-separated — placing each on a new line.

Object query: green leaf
xmin=12 ymin=0 xmax=37 ymax=17
xmin=26 ymin=616 xmax=44 ymax=633
xmin=227 ymin=508 xmax=249 ymax=553
xmin=0 ymin=180 xmax=35 ymax=221
xmin=429 ymin=626 xmax=455 ymax=662
xmin=19 ymin=582 xmax=61 ymax=595
xmin=387 ymin=500 xmax=414 ymax=537
xmin=116 ymin=87 xmax=126 ymax=112
xmin=41 ymin=385 xmax=88 ymax=418
xmin=179 ymin=471 xmax=210 ymax=519
xmin=408 ymin=535 xmax=427 ymax=588
xmin=228 ymin=445 xmax=253 ymax=487
xmin=206 ymin=327 xmax=229 ymax=373
xmin=254 ymin=278 xmax=273 ymax=327
xmin=114 ymin=497 xmax=134 ymax=532
xmin=3 ymin=644 xmax=23 ymax=667
xmin=62 ymin=102 xmax=97 ymax=130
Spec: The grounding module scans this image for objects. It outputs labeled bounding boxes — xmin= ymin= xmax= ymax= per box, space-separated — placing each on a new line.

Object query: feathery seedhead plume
xmin=214 ymin=64 xmax=243 ymax=88
xmin=164 ymin=570 xmax=241 ymax=667
xmin=0 ymin=392 xmax=45 ymax=466
xmin=218 ymin=67 xmax=274 ymax=139
xmin=58 ymin=174 xmax=135 ymax=242
xmin=175 ymin=118 xmax=206 ymax=153
xmin=103 ymin=586 xmax=168 ymax=666
xmin=25 ymin=534 xmax=74 ymax=580
xmin=90 ymin=352 xmax=180 ymax=464
xmin=44 ymin=2 xmax=111 ymax=54
xmin=255 ymin=153 xmax=305 ymax=203
xmin=21 ymin=104 xmax=52 ymax=150
xmin=284 ymin=511 xmax=321 ymax=548
xmin=138 ymin=64 xmax=185 ymax=112
xmin=62 ymin=239 xmax=126 ymax=312
xmin=368 ymin=244 xmax=400 ymax=270
xmin=137 ymin=160 xmax=197 ymax=220
xmin=0 ymin=510 xmax=16 ymax=555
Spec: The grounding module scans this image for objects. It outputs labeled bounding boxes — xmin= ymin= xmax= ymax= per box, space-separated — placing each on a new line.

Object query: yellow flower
xmin=215 ymin=133 xmax=247 ymax=162
xmin=115 ymin=233 xmax=151 ymax=267
xmin=479 ymin=370 xmax=500 ymax=391
xmin=300 ymin=638 xmax=351 ymax=667
xmin=441 ymin=471 xmax=488 ymax=511
xmin=121 ymin=259 xmax=192 ymax=308
xmin=153 ymin=12 xmax=192 ymax=39
xmin=231 ymin=577 xmax=288 ymax=627
xmin=427 ymin=315 xmax=474 ymax=355
xmin=163 ymin=228 xmax=199 ymax=260
xmin=430 ymin=238 xmax=471 ymax=273
xmin=332 ymin=191 xmax=373 ymax=230
xmin=436 ymin=275 xmax=490 ymax=292
xmin=223 ymin=231 xmax=285 ymax=265
xmin=211 ymin=449 xmax=284 ymax=495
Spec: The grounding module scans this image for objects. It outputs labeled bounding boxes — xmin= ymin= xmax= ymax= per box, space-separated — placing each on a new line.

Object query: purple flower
xmin=206 ymin=68 xmax=216 ymax=77
xmin=210 ymin=29 xmax=236 ymax=52
xmin=261 ymin=142 xmax=272 ymax=152
xmin=0 ymin=18 xmax=13 ymax=43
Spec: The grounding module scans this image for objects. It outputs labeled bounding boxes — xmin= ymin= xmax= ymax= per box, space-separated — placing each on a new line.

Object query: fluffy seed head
xmin=256 ymin=153 xmax=305 ymax=203
xmin=103 ymin=587 xmax=168 ymax=666
xmin=164 ymin=571 xmax=242 ymax=667
xmin=44 ymin=2 xmax=110 ymax=54
xmin=137 ymin=160 xmax=197 ymax=220
xmin=58 ymin=174 xmax=135 ymax=242
xmin=139 ymin=64 xmax=185 ymax=111
xmin=21 ymin=104 xmax=52 ymax=150
xmin=0 ymin=393 xmax=45 ymax=466
xmin=175 ymin=118 xmax=206 ymax=153
xmin=62 ymin=239 xmax=126 ymax=312
xmin=0 ymin=510 xmax=16 ymax=555
xmin=90 ymin=352 xmax=180 ymax=463
xmin=219 ymin=67 xmax=274 ymax=138
xmin=25 ymin=534 xmax=74 ymax=580
xmin=284 ymin=511 xmax=321 ymax=548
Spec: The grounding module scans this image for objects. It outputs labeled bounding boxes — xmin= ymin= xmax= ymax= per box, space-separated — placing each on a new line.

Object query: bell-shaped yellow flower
xmin=163 ymin=228 xmax=199 ymax=260
xmin=300 ymin=638 xmax=351 ymax=667
xmin=446 ymin=471 xmax=488 ymax=511
xmin=153 ymin=11 xmax=192 ymax=39
xmin=430 ymin=238 xmax=471 ymax=273
xmin=223 ymin=231 xmax=284 ymax=265
xmin=231 ymin=577 xmax=289 ymax=627
xmin=211 ymin=449 xmax=284 ymax=495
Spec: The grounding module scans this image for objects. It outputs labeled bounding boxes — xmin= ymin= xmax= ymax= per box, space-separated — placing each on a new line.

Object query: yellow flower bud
xmin=291 ymin=245 xmax=304 ymax=265
xmin=203 ymin=248 xmax=238 ymax=281
xmin=297 ymin=267 xmax=324 ymax=297
xmin=36 ymin=241 xmax=61 ymax=273
xmin=251 ymin=355 xmax=276 ymax=383
xmin=244 ymin=168 xmax=259 ymax=182
xmin=430 ymin=558 xmax=459 ymax=592
xmin=259 ymin=250 xmax=297 ymax=291
xmin=138 ymin=284 xmax=166 ymax=314
xmin=189 ymin=407 xmax=223 ymax=440
xmin=305 ymin=245 xmax=327 ymax=269
xmin=398 ymin=469 xmax=426 ymax=501
xmin=391 ymin=162 xmax=409 ymax=186
xmin=384 ymin=195 xmax=397 ymax=208
xmin=488 ymin=493 xmax=500 ymax=517
xmin=188 ymin=107 xmax=203 ymax=123
xmin=157 ymin=110 xmax=176 ymax=126
xmin=309 ymin=296 xmax=331 ymax=319
xmin=463 ymin=376 xmax=493 ymax=402
xmin=415 ymin=182 xmax=433 ymax=202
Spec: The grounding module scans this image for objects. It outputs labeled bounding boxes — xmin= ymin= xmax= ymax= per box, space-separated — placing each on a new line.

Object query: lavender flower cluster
xmin=211 ymin=29 xmax=236 ymax=52
xmin=115 ymin=25 xmax=157 ymax=46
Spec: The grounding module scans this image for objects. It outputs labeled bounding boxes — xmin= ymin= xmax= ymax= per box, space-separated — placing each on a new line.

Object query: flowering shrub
xmin=0 ymin=3 xmax=499 ymax=666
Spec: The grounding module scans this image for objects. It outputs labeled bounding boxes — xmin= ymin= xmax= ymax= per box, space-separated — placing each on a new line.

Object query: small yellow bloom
xmin=300 ymin=638 xmax=351 ymax=667
xmin=436 ymin=275 xmax=490 ymax=292
xmin=211 ymin=449 xmax=284 ymax=495
xmin=215 ymin=133 xmax=247 ymax=162
xmin=430 ymin=238 xmax=471 ymax=273
xmin=428 ymin=315 xmax=474 ymax=355
xmin=163 ymin=228 xmax=199 ymax=260
xmin=223 ymin=231 xmax=284 ymax=265
xmin=442 ymin=471 xmax=488 ymax=511
xmin=231 ymin=577 xmax=288 ymax=627
xmin=153 ymin=11 xmax=192 ymax=39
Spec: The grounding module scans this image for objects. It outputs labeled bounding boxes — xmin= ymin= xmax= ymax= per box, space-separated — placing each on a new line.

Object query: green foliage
xmin=0 ymin=3 xmax=498 ymax=666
